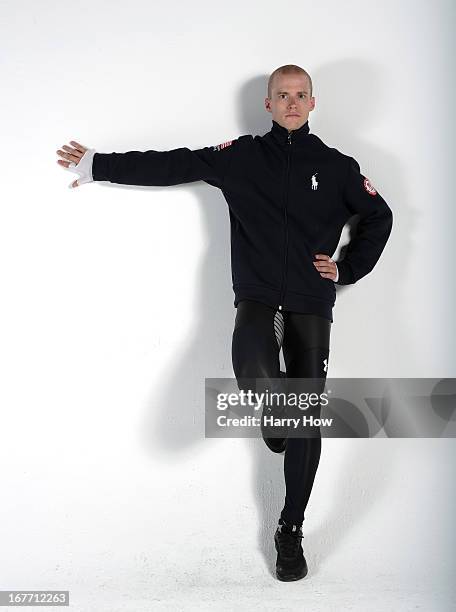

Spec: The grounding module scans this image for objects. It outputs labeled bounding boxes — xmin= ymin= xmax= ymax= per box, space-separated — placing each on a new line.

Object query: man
xmin=56 ymin=64 xmax=393 ymax=582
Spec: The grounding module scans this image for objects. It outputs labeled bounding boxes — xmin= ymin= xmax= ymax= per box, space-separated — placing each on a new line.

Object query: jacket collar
xmin=270 ymin=118 xmax=311 ymax=146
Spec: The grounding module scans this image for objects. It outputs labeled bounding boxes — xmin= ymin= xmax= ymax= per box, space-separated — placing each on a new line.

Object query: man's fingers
xmin=314 ymin=263 xmax=336 ymax=279
xmin=56 ymin=149 xmax=81 ymax=163
xmin=56 ymin=141 xmax=89 ymax=165
xmin=70 ymin=179 xmax=79 ymax=188
xmin=313 ymin=254 xmax=336 ymax=279
xmin=57 ymin=159 xmax=77 ymax=169
xmin=62 ymin=144 xmax=83 ymax=158
xmin=69 ymin=141 xmax=87 ymax=153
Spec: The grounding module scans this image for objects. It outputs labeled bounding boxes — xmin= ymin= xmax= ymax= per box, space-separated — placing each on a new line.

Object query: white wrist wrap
xmin=64 ymin=148 xmax=96 ymax=188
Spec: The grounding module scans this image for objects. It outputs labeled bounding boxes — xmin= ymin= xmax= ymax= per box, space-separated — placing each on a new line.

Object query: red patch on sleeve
xmin=212 ymin=140 xmax=233 ymax=151
xmin=363 ymin=177 xmax=377 ymax=196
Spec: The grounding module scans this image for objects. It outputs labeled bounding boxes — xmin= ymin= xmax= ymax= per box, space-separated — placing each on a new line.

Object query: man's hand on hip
xmin=313 ymin=254 xmax=339 ymax=282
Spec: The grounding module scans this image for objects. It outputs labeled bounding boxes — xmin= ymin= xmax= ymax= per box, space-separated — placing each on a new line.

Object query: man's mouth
xmin=286 ymin=114 xmax=300 ymax=117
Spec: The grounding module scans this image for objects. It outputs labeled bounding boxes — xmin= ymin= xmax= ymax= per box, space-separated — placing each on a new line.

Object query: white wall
xmin=0 ymin=0 xmax=454 ymax=610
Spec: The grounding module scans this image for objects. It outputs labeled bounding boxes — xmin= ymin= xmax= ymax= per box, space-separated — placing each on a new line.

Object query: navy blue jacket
xmin=92 ymin=120 xmax=393 ymax=321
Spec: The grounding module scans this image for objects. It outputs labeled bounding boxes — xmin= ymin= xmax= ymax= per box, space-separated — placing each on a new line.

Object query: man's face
xmin=265 ymin=73 xmax=315 ymax=131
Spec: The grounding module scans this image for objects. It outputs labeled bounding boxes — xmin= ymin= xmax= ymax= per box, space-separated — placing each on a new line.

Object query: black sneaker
xmin=274 ymin=518 xmax=308 ymax=581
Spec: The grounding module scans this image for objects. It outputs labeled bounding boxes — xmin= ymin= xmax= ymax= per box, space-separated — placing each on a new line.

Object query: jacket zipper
xmin=278 ymin=131 xmax=292 ymax=310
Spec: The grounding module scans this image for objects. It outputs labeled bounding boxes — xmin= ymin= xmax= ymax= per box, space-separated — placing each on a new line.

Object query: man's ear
xmin=264 ymin=97 xmax=272 ymax=113
xmin=310 ymin=97 xmax=316 ymax=111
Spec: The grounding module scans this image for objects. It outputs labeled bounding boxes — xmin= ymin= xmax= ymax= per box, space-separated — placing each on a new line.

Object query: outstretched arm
xmin=56 ymin=138 xmax=238 ymax=190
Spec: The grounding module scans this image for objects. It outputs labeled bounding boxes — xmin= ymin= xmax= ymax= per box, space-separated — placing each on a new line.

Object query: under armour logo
xmin=323 ymin=358 xmax=328 ymax=372
xmin=311 ymin=173 xmax=318 ymax=190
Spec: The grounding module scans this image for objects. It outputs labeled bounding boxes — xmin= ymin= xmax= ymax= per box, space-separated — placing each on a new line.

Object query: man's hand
xmin=56 ymin=141 xmax=95 ymax=188
xmin=313 ymin=254 xmax=338 ymax=281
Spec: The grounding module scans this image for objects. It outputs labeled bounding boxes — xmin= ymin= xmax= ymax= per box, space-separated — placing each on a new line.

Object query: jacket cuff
xmin=92 ymin=152 xmax=108 ymax=182
xmin=334 ymin=261 xmax=354 ymax=285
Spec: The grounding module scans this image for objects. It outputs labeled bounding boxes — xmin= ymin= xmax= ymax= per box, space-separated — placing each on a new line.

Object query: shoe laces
xmin=276 ymin=526 xmax=303 ymax=558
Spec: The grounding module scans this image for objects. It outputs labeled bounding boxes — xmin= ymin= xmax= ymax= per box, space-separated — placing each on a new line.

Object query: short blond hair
xmin=267 ymin=64 xmax=313 ymax=99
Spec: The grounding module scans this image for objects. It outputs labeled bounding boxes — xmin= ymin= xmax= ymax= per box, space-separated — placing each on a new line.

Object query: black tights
xmin=231 ymin=299 xmax=331 ymax=525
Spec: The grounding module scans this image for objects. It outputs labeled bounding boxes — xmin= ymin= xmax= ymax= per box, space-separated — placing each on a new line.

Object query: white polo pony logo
xmin=311 ymin=173 xmax=319 ymax=190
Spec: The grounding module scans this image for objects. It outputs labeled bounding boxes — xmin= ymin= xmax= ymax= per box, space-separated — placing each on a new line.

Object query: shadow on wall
xmin=130 ymin=58 xmax=415 ymax=573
